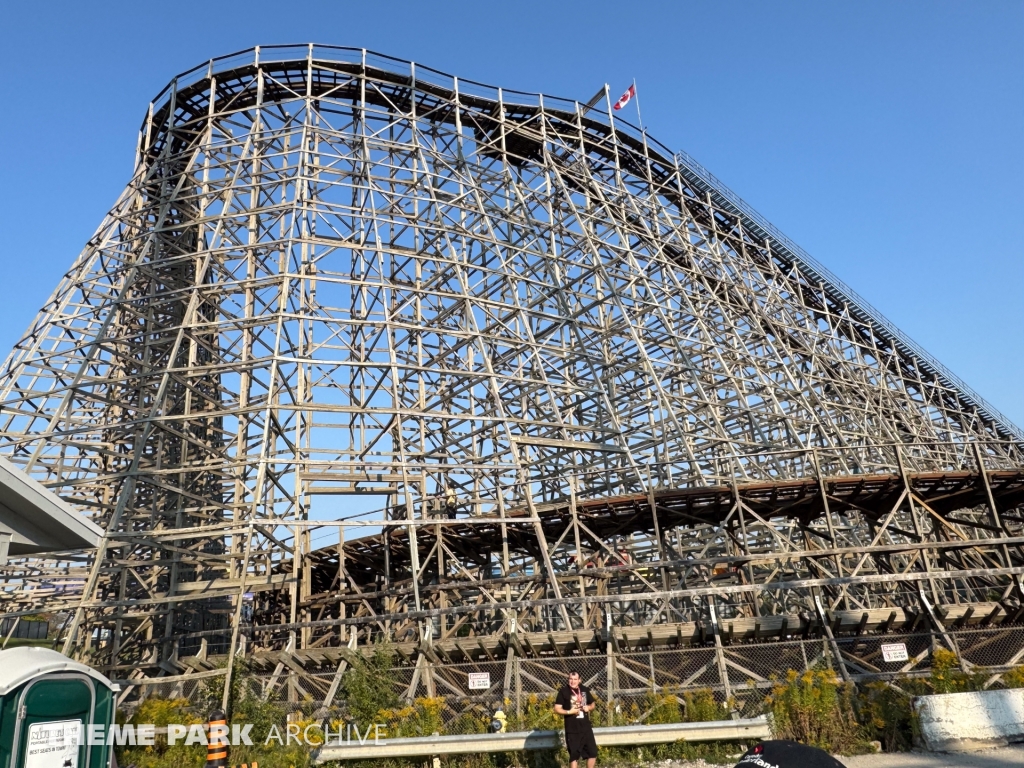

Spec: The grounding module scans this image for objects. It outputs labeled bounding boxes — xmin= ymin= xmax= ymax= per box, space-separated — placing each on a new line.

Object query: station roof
xmin=0 ymin=455 xmax=102 ymax=558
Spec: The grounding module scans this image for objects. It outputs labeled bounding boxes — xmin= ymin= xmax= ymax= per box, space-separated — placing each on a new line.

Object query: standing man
xmin=444 ymin=483 xmax=458 ymax=519
xmin=554 ymin=671 xmax=598 ymax=768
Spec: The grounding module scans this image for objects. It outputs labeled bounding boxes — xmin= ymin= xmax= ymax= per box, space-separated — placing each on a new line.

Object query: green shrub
xmin=231 ymin=693 xmax=287 ymax=753
xmin=379 ymin=697 xmax=446 ymax=738
xmin=448 ymin=707 xmax=490 ymax=736
xmin=928 ymin=648 xmax=987 ymax=693
xmin=642 ymin=687 xmax=682 ymax=724
xmin=683 ymin=688 xmax=730 ymax=722
xmin=858 ymin=681 xmax=916 ymax=752
xmin=116 ymin=698 xmax=204 ymax=768
xmin=505 ymin=693 xmax=558 ymax=732
xmin=1001 ymin=665 xmax=1024 ymax=688
xmin=339 ymin=641 xmax=401 ymax=725
xmin=764 ymin=669 xmax=865 ymax=753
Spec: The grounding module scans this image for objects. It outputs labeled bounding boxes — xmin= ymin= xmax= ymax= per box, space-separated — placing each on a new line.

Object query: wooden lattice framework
xmin=0 ymin=45 xmax=1022 ymax=706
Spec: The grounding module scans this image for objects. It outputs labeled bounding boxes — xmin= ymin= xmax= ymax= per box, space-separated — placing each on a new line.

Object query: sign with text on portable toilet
xmin=26 ymin=719 xmax=82 ymax=768
xmin=0 ymin=647 xmax=117 ymax=768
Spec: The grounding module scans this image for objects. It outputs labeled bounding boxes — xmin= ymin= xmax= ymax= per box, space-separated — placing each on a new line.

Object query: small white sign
xmin=26 ymin=719 xmax=81 ymax=768
xmin=468 ymin=672 xmax=491 ymax=690
xmin=881 ymin=642 xmax=909 ymax=663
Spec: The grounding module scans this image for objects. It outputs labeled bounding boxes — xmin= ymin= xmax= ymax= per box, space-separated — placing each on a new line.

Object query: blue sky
xmin=0 ymin=0 xmax=1021 ymax=427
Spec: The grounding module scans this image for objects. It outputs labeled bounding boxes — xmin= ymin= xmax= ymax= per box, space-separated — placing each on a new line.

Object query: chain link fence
xmin=118 ymin=622 xmax=1024 ymax=732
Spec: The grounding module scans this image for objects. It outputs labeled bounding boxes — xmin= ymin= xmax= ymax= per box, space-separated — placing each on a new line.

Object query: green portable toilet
xmin=0 ymin=647 xmax=117 ymax=768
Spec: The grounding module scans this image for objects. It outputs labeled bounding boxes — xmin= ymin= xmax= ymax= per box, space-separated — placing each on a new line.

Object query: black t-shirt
xmin=555 ymin=683 xmax=594 ymax=733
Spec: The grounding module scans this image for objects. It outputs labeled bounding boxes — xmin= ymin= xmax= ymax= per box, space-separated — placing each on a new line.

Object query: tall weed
xmin=764 ymin=669 xmax=864 ymax=753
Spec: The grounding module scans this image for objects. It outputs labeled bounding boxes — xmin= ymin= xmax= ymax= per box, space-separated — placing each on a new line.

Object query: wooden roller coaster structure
xmin=0 ymin=45 xmax=1021 ymax=711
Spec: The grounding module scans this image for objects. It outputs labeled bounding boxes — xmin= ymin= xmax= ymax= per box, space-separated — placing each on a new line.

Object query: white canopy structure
xmin=0 ymin=455 xmax=101 ymax=564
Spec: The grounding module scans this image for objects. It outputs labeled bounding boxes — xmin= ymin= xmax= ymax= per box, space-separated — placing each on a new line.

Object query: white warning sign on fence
xmin=881 ymin=642 xmax=909 ymax=663
xmin=25 ymin=719 xmax=81 ymax=768
xmin=468 ymin=672 xmax=491 ymax=690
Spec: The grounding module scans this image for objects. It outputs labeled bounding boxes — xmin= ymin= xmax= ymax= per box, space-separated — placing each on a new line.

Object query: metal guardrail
xmin=313 ymin=716 xmax=771 ymax=762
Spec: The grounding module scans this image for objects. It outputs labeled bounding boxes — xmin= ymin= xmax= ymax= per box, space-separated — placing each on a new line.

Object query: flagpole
xmin=632 ymin=78 xmax=644 ymax=132
xmin=604 ymin=83 xmax=626 ymax=188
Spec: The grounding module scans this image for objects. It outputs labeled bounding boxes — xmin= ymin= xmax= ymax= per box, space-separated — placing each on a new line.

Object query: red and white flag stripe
xmin=613 ymin=84 xmax=636 ymax=111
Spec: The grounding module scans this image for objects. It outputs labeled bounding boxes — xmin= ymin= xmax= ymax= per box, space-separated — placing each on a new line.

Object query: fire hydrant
xmin=491 ymin=709 xmax=507 ymax=733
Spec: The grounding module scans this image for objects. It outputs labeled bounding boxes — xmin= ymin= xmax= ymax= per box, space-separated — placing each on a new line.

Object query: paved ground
xmin=649 ymin=744 xmax=1024 ymax=767
xmin=843 ymin=745 xmax=1024 ymax=767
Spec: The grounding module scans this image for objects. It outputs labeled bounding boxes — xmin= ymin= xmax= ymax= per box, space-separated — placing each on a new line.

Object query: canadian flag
xmin=613 ymin=84 xmax=636 ymax=111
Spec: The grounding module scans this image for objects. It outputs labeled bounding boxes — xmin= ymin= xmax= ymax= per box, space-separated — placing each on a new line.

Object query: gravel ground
xmin=642 ymin=744 xmax=1024 ymax=768
xmin=842 ymin=745 xmax=1024 ymax=767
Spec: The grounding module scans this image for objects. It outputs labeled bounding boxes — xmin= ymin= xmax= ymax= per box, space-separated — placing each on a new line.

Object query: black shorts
xmin=565 ymin=728 xmax=598 ymax=762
